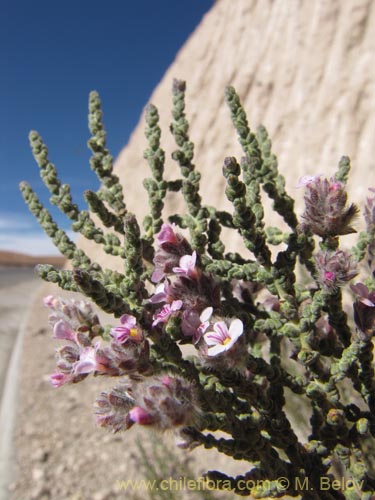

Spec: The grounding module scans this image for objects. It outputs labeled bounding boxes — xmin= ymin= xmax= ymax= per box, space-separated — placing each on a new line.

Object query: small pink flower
xmin=161 ymin=375 xmax=173 ymax=387
xmin=152 ymin=223 xmax=193 ymax=282
xmin=181 ymin=307 xmax=213 ymax=343
xmin=53 ymin=319 xmax=75 ymax=341
xmin=74 ymin=345 xmax=99 ymax=375
xmin=43 ymin=295 xmax=56 ymax=308
xmin=173 ymin=251 xmax=197 ymax=279
xmin=128 ymin=406 xmax=154 ymax=425
xmin=199 ymin=307 xmax=213 ymax=328
xmin=204 ymin=319 xmax=243 ymax=357
xmin=324 ymin=271 xmax=336 ymax=282
xmin=157 ymin=223 xmax=179 ymax=245
xmin=50 ymin=372 xmax=73 ymax=387
xmin=151 ymin=268 xmax=165 ymax=283
xmin=296 ymin=174 xmax=322 ymax=188
xmin=50 ymin=342 xmax=103 ymax=387
xmin=152 ymin=300 xmax=183 ymax=326
xmin=149 ymin=283 xmax=168 ymax=304
xmin=111 ymin=314 xmax=143 ymax=344
xmin=329 ymin=181 xmax=342 ymax=192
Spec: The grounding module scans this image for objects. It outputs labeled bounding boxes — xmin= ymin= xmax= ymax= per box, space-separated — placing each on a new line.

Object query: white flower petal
xmin=207 ymin=344 xmax=227 ymax=356
xmin=200 ymin=307 xmax=213 ymax=322
xmin=205 ymin=332 xmax=222 ymax=346
xmin=295 ymin=174 xmax=322 ymax=188
xmin=229 ymin=319 xmax=243 ymax=341
xmin=155 ymin=283 xmax=165 ymax=294
xmin=213 ymin=321 xmax=229 ymax=338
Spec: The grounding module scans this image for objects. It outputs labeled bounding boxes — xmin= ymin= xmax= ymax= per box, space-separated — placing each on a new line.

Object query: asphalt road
xmin=0 ymin=267 xmax=39 ymax=404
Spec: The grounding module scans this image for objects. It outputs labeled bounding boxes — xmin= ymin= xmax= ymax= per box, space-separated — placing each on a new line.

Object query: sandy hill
xmin=80 ymin=0 xmax=374 ymax=266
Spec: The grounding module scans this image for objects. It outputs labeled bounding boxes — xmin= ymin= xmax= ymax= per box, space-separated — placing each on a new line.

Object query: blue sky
xmin=1 ymin=0 xmax=214 ymax=255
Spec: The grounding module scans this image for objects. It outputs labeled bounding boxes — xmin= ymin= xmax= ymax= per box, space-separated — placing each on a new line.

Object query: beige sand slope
xmin=8 ymin=1 xmax=375 ymax=499
xmin=82 ymin=0 xmax=374 ymax=267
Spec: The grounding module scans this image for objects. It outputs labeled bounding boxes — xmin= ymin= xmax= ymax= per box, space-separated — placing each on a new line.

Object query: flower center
xmin=130 ymin=327 xmax=139 ymax=337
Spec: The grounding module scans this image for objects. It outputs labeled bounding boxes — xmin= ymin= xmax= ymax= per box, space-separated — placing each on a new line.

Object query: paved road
xmin=0 ymin=266 xmax=42 ymax=500
xmin=0 ymin=267 xmax=40 ymax=402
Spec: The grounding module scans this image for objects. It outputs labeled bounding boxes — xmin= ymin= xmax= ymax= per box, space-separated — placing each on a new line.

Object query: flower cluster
xmin=45 ymin=224 xmax=248 ymax=432
xmin=44 ymin=298 xmax=151 ymax=386
xmin=45 ymin=225 xmax=248 ymax=436
xmin=314 ymin=249 xmax=357 ymax=292
xmin=299 ymin=175 xmax=358 ymax=237
xmin=95 ymin=374 xmax=199 ymax=432
xmin=150 ymin=224 xmax=221 ymax=340
xmin=43 ymin=294 xmax=100 ymax=337
xmin=149 ymin=224 xmax=246 ymax=366
xmin=44 ymin=226 xmax=248 ymax=444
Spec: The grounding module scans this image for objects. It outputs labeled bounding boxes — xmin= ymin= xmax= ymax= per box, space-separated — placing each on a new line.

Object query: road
xmin=0 ymin=267 xmax=39 ymax=401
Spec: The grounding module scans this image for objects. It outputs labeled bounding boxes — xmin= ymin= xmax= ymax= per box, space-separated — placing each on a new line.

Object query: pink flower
xmin=74 ymin=345 xmax=100 ymax=375
xmin=43 ymin=295 xmax=56 ymax=308
xmin=50 ymin=372 xmax=73 ymax=387
xmin=151 ymin=267 xmax=166 ymax=283
xmin=149 ymin=283 xmax=168 ymax=304
xmin=157 ymin=223 xmax=179 ymax=245
xmin=111 ymin=314 xmax=143 ymax=344
xmin=204 ymin=319 xmax=244 ymax=357
xmin=198 ymin=307 xmax=213 ymax=331
xmin=161 ymin=375 xmax=173 ymax=387
xmin=296 ymin=174 xmax=322 ymax=188
xmin=50 ymin=341 xmax=104 ymax=387
xmin=329 ymin=181 xmax=342 ymax=192
xmin=181 ymin=307 xmax=213 ymax=343
xmin=128 ymin=406 xmax=154 ymax=426
xmin=52 ymin=319 xmax=75 ymax=341
xmin=173 ymin=251 xmax=197 ymax=279
xmin=324 ymin=271 xmax=335 ymax=282
xmin=151 ymin=223 xmax=192 ymax=282
xmin=152 ymin=300 xmax=183 ymax=326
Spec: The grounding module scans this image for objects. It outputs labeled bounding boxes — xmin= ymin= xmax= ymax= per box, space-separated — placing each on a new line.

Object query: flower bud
xmin=314 ymin=250 xmax=357 ymax=292
xmin=132 ymin=374 xmax=200 ymax=430
xmin=300 ymin=177 xmax=358 ymax=237
xmin=95 ymin=374 xmax=200 ymax=433
xmin=95 ymin=386 xmax=135 ymax=432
